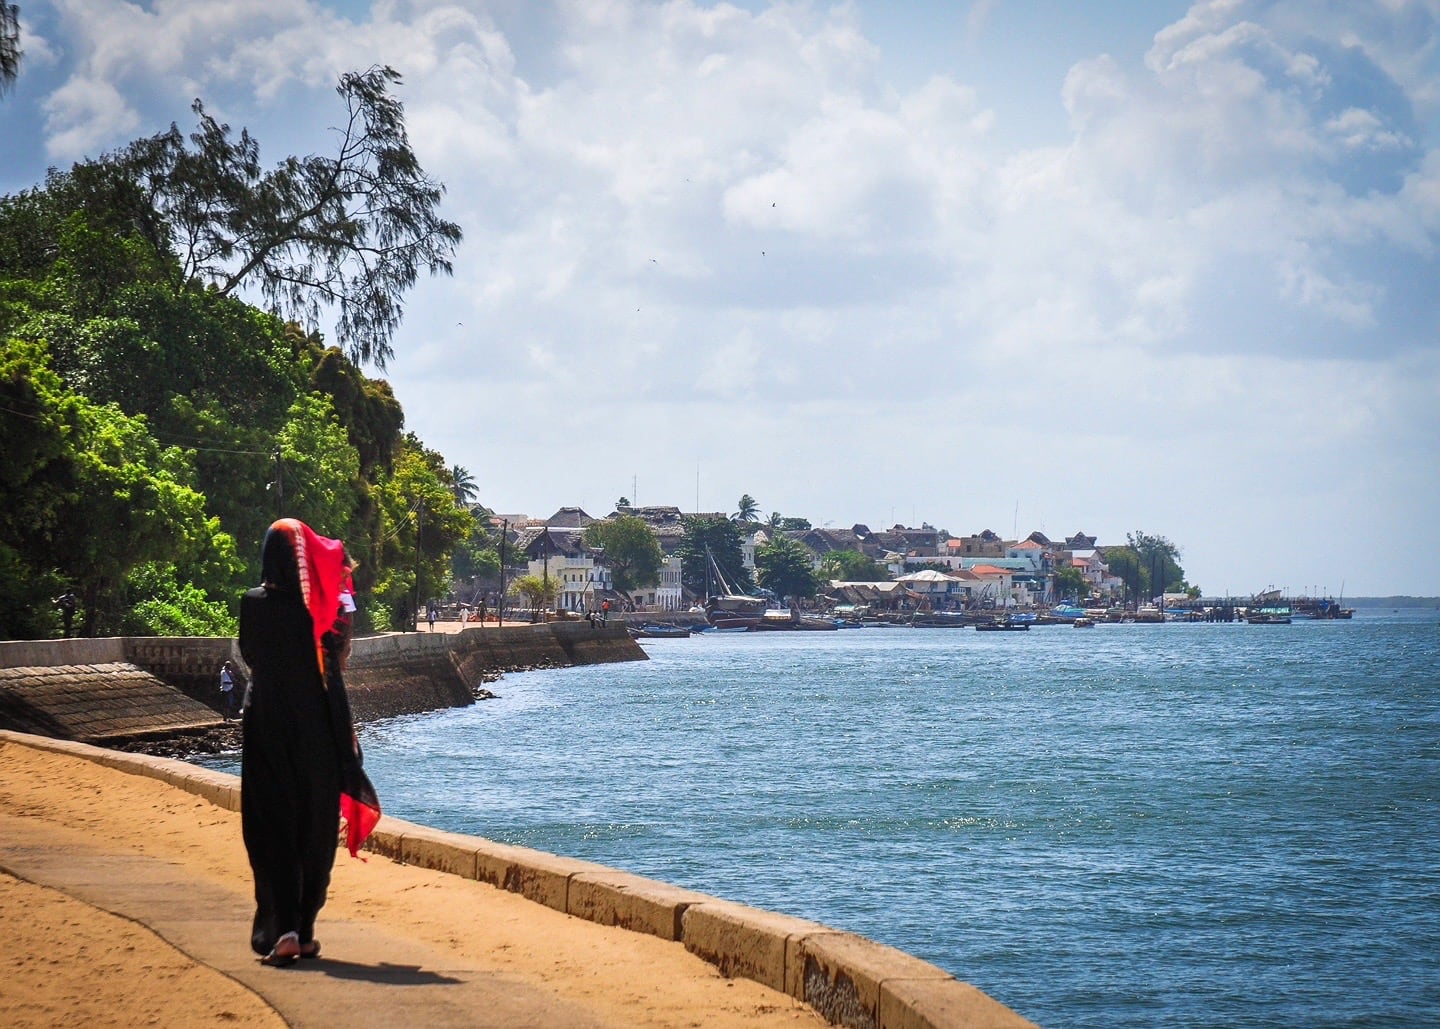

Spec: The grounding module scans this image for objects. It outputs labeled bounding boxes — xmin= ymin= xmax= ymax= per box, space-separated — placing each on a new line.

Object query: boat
xmin=629 ymin=623 xmax=691 ymax=639
xmin=976 ymin=616 xmax=1029 ymax=632
xmin=702 ymin=546 xmax=767 ymax=626
xmin=1073 ymin=616 xmax=1095 ymax=628
xmin=1246 ymin=607 xmax=1292 ymax=625
xmin=750 ymin=608 xmax=839 ymax=631
xmin=710 ymin=616 xmax=760 ymax=632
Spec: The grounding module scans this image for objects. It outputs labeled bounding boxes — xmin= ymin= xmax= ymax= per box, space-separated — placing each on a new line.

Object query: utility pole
xmin=498 ymin=519 xmax=507 ymax=627
xmin=541 ymin=530 xmax=550 ymax=621
xmin=412 ymin=498 xmax=424 ymax=632
xmin=273 ymin=449 xmax=284 ymax=517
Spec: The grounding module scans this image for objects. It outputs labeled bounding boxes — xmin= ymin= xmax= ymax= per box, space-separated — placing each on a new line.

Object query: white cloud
xmin=42 ymin=76 xmax=140 ymax=157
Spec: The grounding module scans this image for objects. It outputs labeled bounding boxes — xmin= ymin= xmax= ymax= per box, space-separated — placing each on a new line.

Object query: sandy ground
xmin=0 ymin=739 xmax=825 ymax=1028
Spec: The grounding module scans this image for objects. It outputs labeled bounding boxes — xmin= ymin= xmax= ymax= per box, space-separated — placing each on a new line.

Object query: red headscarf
xmin=265 ymin=518 xmax=352 ymax=676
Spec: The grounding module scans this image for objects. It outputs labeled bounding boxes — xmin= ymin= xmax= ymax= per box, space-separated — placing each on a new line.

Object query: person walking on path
xmin=219 ymin=660 xmax=238 ymax=720
xmin=239 ymin=518 xmax=380 ymax=967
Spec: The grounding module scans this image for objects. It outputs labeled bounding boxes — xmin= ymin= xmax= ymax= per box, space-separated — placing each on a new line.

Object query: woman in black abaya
xmin=239 ymin=518 xmax=379 ymax=966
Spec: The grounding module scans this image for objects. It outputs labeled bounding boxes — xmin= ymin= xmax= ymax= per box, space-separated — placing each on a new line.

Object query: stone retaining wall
xmin=0 ymin=624 xmax=646 ymax=737
xmin=0 ymin=729 xmax=1038 ymax=1029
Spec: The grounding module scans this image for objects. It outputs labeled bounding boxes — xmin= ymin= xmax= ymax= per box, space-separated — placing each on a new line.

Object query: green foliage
xmin=277 ymin=392 xmax=364 ymax=543
xmin=451 ymin=506 xmax=501 ymax=586
xmin=112 ymin=66 xmax=462 ymax=369
xmin=1053 ymin=565 xmax=1089 ymax=602
xmin=308 ymin=343 xmax=404 ymax=475
xmin=779 ymin=516 xmax=811 ymax=531
xmin=677 ymin=516 xmax=751 ymax=596
xmin=733 ymin=493 xmax=759 ymax=523
xmin=819 ymin=548 xmax=889 ymax=582
xmin=121 ymin=561 xmax=238 ymax=636
xmin=508 ymin=573 xmax=559 ymax=608
xmin=756 ymin=535 xmax=819 ymax=601
xmin=1102 ymin=530 xmax=1188 ymax=601
xmin=0 ymin=80 xmax=471 ymax=640
xmin=583 ymin=516 xmax=663 ymax=599
xmin=365 ymin=437 xmax=474 ymax=629
xmin=0 ymin=334 xmax=238 ymax=637
xmin=448 ymin=464 xmax=478 ymax=506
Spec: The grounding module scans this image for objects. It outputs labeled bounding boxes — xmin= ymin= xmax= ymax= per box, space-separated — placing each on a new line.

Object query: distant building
xmin=517 ymin=527 xmax=611 ymax=611
xmin=952 ymin=529 xmax=1005 ymax=558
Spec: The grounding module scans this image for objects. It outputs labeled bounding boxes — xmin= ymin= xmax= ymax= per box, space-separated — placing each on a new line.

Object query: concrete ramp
xmin=0 ymin=663 xmax=224 ymax=743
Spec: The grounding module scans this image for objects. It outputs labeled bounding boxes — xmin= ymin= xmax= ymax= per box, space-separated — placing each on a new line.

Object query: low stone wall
xmin=0 ymin=625 xmax=647 ymax=738
xmin=0 ymin=729 xmax=1038 ymax=1029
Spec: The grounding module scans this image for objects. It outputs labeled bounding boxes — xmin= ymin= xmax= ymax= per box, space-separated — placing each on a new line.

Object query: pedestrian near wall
xmin=239 ymin=517 xmax=380 ymax=967
xmin=219 ymin=660 xmax=238 ymax=720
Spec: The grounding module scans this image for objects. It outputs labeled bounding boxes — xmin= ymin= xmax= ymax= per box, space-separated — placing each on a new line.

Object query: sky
xmin=3 ymin=0 xmax=1438 ymax=597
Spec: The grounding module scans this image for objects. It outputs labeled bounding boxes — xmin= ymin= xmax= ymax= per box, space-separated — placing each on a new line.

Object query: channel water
xmin=213 ymin=610 xmax=1440 ymax=1026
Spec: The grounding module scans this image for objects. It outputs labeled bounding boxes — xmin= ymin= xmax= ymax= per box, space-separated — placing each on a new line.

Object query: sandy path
xmin=0 ymin=739 xmax=825 ymax=1028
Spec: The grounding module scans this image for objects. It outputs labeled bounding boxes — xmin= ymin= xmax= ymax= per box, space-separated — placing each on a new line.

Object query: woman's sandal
xmin=300 ymin=940 xmax=321 ymax=959
xmin=260 ymin=931 xmax=301 ymax=967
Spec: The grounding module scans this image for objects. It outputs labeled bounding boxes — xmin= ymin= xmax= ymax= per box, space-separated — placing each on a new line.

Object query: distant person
xmin=239 ymin=518 xmax=380 ymax=967
xmin=426 ymin=602 xmax=437 ymax=632
xmin=219 ymin=660 xmax=238 ymax=720
xmin=601 ymin=599 xmax=611 ymax=625
xmin=53 ymin=592 xmax=77 ymax=638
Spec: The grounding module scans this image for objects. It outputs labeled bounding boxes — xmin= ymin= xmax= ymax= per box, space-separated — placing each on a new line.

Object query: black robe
xmin=239 ymin=583 xmax=358 ymax=955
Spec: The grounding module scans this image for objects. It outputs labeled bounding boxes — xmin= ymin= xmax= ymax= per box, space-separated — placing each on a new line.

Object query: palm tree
xmin=734 ymin=493 xmax=760 ymax=523
xmin=765 ymin=511 xmax=783 ymax=531
xmin=1 ymin=4 xmax=20 ymax=96
xmin=449 ymin=464 xmax=478 ymax=506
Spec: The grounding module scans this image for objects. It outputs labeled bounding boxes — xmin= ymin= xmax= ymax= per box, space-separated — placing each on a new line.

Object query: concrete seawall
xmin=1 ymin=728 xmax=1037 ymax=1029
xmin=0 ymin=623 xmax=646 ymax=741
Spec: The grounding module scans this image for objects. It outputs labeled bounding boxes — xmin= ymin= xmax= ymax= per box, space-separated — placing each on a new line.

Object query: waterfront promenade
xmin=0 ymin=730 xmax=1036 ymax=1028
xmin=0 ymin=733 xmax=827 ymax=1028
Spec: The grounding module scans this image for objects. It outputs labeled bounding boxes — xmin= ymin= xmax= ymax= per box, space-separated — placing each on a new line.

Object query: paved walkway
xmin=0 ymin=811 xmax=611 ymax=1028
xmin=0 ymin=738 xmax=833 ymax=1029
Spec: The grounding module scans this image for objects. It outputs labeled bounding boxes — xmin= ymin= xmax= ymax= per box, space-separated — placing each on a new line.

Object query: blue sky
xmin=3 ymin=1 xmax=1438 ymax=596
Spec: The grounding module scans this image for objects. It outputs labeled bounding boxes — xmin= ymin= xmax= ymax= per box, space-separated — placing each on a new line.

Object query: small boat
xmin=1073 ymin=616 xmax=1095 ymax=628
xmin=1246 ymin=611 xmax=1292 ymax=625
xmin=976 ymin=617 xmax=1029 ymax=632
xmin=629 ymin=623 xmax=691 ymax=639
xmin=710 ymin=617 xmax=760 ymax=632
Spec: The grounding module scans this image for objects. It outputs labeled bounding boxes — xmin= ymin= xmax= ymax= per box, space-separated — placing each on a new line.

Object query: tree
xmin=765 ymin=511 xmax=783 ymax=531
xmin=113 ymin=66 xmax=462 ymax=368
xmin=1101 ymin=531 xmax=1188 ymax=602
xmin=508 ymin=573 xmax=559 ymax=610
xmin=756 ymin=536 xmax=819 ymax=602
xmin=275 ymin=392 xmax=363 ymax=541
xmin=1 ymin=3 xmax=19 ymax=96
xmin=819 ymin=548 xmax=889 ymax=582
xmin=1053 ymin=565 xmax=1089 ymax=602
xmin=733 ymin=494 xmax=759 ymax=523
xmin=583 ymin=516 xmax=662 ymax=601
xmin=677 ymin=515 xmax=751 ymax=596
xmin=451 ymin=516 xmax=500 ymax=585
xmin=448 ymin=464 xmax=477 ymax=506
xmin=779 ymin=516 xmax=811 ymax=531
xmin=366 ymin=437 xmax=472 ymax=630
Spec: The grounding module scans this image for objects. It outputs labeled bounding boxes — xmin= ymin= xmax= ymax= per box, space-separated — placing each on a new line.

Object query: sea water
xmin=215 ymin=611 xmax=1440 ymax=1027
